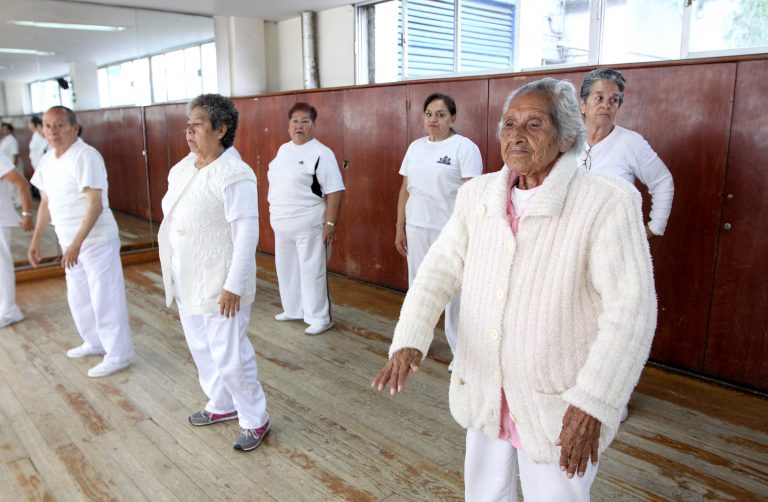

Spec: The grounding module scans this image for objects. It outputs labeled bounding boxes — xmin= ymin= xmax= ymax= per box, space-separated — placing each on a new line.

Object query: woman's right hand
xmin=395 ymin=226 xmax=407 ymax=256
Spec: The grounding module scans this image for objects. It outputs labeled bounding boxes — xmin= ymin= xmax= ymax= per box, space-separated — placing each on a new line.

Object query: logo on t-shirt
xmin=437 ymin=156 xmax=452 ymax=166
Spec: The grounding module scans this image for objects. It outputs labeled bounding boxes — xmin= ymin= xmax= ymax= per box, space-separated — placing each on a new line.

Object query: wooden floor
xmin=2 ymin=256 xmax=767 ymax=501
xmin=10 ymin=208 xmax=156 ymax=267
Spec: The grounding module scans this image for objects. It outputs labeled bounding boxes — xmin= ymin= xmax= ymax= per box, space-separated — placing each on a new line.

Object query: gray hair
xmin=46 ymin=106 xmax=78 ymax=125
xmin=187 ymin=93 xmax=238 ymax=148
xmin=497 ymin=77 xmax=585 ymax=152
xmin=580 ymin=68 xmax=626 ymax=107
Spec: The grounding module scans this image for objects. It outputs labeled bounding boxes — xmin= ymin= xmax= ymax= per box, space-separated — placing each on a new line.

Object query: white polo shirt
xmin=0 ymin=154 xmax=19 ymax=228
xmin=31 ymin=138 xmax=118 ymax=248
xmin=400 ymin=134 xmax=483 ymax=231
xmin=267 ymin=138 xmax=345 ymax=232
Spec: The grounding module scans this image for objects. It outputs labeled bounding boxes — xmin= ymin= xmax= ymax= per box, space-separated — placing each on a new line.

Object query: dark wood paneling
xmin=342 ymin=85 xmax=409 ymax=290
xmin=77 ymin=108 xmax=150 ymax=221
xmin=144 ymin=103 xmax=187 ymax=223
xmin=704 ymin=60 xmax=768 ymax=391
xmin=234 ymin=94 xmax=296 ymax=254
xmin=406 ymin=79 xmax=489 ymax=170
xmin=615 ymin=64 xmax=736 ymax=371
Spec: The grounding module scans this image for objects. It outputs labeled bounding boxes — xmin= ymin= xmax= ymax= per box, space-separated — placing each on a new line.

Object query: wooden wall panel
xmin=77 ymin=108 xmax=151 ymax=221
xmin=144 ymin=103 xmax=187 ymax=223
xmin=342 ymin=85 xmax=409 ymax=290
xmin=234 ymin=94 xmax=296 ymax=254
xmin=704 ymin=60 xmax=768 ymax=390
xmin=406 ymin=79 xmax=490 ymax=170
xmin=615 ymin=64 xmax=736 ymax=371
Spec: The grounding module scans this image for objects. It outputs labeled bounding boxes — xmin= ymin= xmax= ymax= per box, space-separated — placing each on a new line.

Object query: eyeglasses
xmin=582 ymin=148 xmax=592 ymax=170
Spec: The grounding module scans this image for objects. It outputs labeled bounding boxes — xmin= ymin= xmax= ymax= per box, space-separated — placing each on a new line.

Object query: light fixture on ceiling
xmin=9 ymin=20 xmax=127 ymax=32
xmin=0 ymin=48 xmax=55 ymax=56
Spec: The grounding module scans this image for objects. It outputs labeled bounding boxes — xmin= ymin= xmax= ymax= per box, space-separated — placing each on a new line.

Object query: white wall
xmin=276 ymin=16 xmax=304 ymax=92
xmin=3 ymin=82 xmax=32 ymax=115
xmin=69 ymin=62 xmax=100 ymax=110
xmin=264 ymin=21 xmax=280 ymax=92
xmin=317 ymin=5 xmax=355 ymax=88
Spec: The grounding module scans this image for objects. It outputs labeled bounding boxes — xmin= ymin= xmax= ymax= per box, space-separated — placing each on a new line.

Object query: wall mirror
xmin=0 ymin=0 xmax=214 ymax=272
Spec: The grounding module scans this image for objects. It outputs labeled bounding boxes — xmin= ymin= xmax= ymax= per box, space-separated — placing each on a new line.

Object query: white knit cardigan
xmin=389 ymin=150 xmax=657 ymax=464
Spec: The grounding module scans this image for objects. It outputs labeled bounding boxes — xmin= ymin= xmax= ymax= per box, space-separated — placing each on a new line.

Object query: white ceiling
xmin=0 ymin=0 xmax=353 ymax=83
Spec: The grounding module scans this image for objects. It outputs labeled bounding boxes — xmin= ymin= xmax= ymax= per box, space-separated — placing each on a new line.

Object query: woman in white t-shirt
xmin=27 ymin=115 xmax=49 ymax=171
xmin=579 ymin=68 xmax=674 ymax=238
xmin=268 ymin=102 xmax=345 ymax=336
xmin=395 ymin=93 xmax=483 ymax=370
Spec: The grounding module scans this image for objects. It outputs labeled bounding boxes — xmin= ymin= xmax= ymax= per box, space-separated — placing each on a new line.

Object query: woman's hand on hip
xmin=555 ymin=405 xmax=601 ymax=478
xmin=218 ymin=289 xmax=241 ymax=318
xmin=372 ymin=347 xmax=422 ymax=395
xmin=395 ymin=226 xmax=407 ymax=257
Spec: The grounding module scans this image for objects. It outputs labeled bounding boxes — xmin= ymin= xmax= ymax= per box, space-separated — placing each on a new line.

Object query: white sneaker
xmin=274 ymin=312 xmax=301 ymax=322
xmin=66 ymin=343 xmax=106 ymax=359
xmin=0 ymin=311 xmax=24 ymax=328
xmin=304 ymin=322 xmax=334 ymax=336
xmin=87 ymin=359 xmax=131 ymax=378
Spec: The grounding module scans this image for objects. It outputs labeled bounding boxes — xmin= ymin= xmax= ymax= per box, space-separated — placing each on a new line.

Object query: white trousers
xmin=465 ymin=429 xmax=598 ymax=502
xmin=0 ymin=227 xmax=22 ymax=321
xmin=178 ymin=303 xmax=269 ymax=430
xmin=64 ymin=238 xmax=134 ymax=364
xmin=406 ymin=224 xmax=460 ymax=355
xmin=274 ymin=225 xmax=331 ymax=326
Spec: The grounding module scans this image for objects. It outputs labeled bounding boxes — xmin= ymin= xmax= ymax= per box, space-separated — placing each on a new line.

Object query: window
xmin=30 ymin=77 xmax=72 ymax=113
xmin=357 ymin=0 xmax=768 ymax=82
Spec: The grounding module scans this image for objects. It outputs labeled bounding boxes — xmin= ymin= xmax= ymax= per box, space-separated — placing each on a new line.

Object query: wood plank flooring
xmin=2 ymin=255 xmax=767 ymax=501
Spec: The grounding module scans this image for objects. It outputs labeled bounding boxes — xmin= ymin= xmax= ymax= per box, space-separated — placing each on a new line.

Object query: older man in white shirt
xmin=28 ymin=106 xmax=134 ymax=378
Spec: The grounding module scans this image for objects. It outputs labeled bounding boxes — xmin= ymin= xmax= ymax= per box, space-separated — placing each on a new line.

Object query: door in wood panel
xmin=406 ymin=79 xmax=490 ymax=170
xmin=704 ymin=60 xmax=768 ymax=391
xmin=297 ymin=91 xmax=348 ymax=275
xmin=342 ymin=85 xmax=409 ymax=289
xmin=235 ymin=94 xmax=296 ymax=254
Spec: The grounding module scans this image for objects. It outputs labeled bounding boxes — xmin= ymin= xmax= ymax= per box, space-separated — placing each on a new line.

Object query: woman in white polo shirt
xmin=395 ymin=93 xmax=483 ymax=371
xmin=268 ymin=102 xmax=345 ymax=336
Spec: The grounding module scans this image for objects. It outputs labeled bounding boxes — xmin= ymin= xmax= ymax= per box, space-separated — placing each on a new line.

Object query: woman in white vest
xmin=395 ymin=93 xmax=483 ymax=371
xmin=158 ymin=94 xmax=270 ymax=452
xmin=0 ymin=153 xmax=33 ymax=328
xmin=268 ymin=102 xmax=345 ymax=336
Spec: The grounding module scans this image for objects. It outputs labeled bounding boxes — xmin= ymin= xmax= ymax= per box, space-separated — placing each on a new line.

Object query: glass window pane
xmin=151 ymin=54 xmax=168 ymax=103
xmin=374 ymin=1 xmax=399 ymax=83
xmin=133 ymin=58 xmax=151 ymax=106
xmin=517 ymin=0 xmax=590 ymax=68
xmin=601 ymin=0 xmax=682 ymax=64
xmin=97 ymin=68 xmax=111 ymax=107
xmin=404 ymin=0 xmax=456 ymax=78
xmin=42 ymin=80 xmax=61 ymax=111
xmin=689 ymin=0 xmax=768 ymax=53
xmin=201 ymin=42 xmax=218 ymax=94
xmin=165 ymin=49 xmax=186 ymax=101
xmin=106 ymin=62 xmax=135 ymax=106
xmin=184 ymin=46 xmax=202 ymax=99
xmin=459 ymin=0 xmax=516 ymax=72
xmin=30 ymin=82 xmax=44 ymax=113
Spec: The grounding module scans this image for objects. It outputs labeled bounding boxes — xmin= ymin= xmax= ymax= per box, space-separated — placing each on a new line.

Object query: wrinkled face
xmin=423 ymin=99 xmax=455 ymax=139
xmin=288 ymin=111 xmax=315 ymax=145
xmin=185 ymin=107 xmax=225 ymax=157
xmin=580 ymin=79 xmax=621 ymax=127
xmin=499 ymin=92 xmax=563 ymax=177
xmin=43 ymin=109 xmax=78 ymax=153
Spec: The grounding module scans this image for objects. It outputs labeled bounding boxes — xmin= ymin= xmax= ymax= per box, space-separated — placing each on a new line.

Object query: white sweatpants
xmin=0 ymin=226 xmax=22 ymax=321
xmin=178 ymin=303 xmax=269 ymax=430
xmin=64 ymin=238 xmax=134 ymax=365
xmin=465 ymin=429 xmax=598 ymax=501
xmin=274 ymin=225 xmax=331 ymax=326
xmin=406 ymin=224 xmax=460 ymax=355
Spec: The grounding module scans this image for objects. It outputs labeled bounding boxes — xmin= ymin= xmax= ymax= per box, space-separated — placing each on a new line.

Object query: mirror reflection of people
xmin=0 ymin=123 xmax=19 ymax=168
xmin=268 ymin=102 xmax=345 ymax=336
xmin=28 ymin=106 xmax=134 ymax=378
xmin=158 ymin=94 xmax=270 ymax=452
xmin=395 ymin=93 xmax=483 ymax=371
xmin=373 ymin=78 xmax=657 ymax=501
xmin=0 ymin=153 xmax=33 ymax=329
xmin=579 ymin=68 xmax=674 ymax=239
xmin=27 ymin=115 xmax=49 ymax=172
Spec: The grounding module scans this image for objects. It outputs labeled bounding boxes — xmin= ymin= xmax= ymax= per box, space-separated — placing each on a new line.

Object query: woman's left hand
xmin=219 ymin=289 xmax=241 ymax=318
xmin=555 ymin=405 xmax=601 ymax=478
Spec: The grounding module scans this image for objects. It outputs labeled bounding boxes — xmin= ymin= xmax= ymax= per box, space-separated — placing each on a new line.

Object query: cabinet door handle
xmin=723 ymin=223 xmax=732 ymax=230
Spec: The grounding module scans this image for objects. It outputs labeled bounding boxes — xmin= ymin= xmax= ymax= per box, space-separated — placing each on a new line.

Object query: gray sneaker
xmin=188 ymin=409 xmax=238 ymax=426
xmin=233 ymin=421 xmax=270 ymax=451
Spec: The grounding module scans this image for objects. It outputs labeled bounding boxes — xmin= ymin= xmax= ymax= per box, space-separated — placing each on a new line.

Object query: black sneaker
xmin=233 ymin=421 xmax=270 ymax=451
xmin=188 ymin=409 xmax=238 ymax=426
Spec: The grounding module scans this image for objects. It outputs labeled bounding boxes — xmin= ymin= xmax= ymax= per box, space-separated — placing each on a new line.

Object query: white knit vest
xmin=159 ymin=154 xmax=257 ymax=314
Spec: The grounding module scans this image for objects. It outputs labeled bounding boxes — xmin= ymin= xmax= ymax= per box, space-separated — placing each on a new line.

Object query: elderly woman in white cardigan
xmin=373 ymin=78 xmax=656 ymax=501
xmin=159 ymin=94 xmax=269 ymax=452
